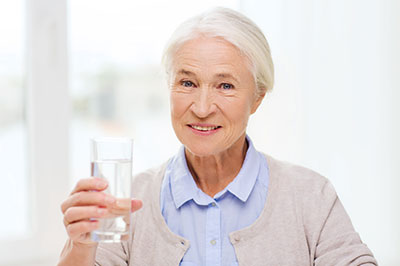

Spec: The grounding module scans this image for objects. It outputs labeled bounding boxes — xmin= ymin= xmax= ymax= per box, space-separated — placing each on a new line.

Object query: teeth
xmin=191 ymin=125 xmax=219 ymax=131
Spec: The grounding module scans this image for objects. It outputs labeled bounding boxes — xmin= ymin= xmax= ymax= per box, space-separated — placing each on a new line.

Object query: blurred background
xmin=0 ymin=0 xmax=399 ymax=265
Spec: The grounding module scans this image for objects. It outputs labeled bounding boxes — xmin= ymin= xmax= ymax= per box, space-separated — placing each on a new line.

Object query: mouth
xmin=187 ymin=124 xmax=222 ymax=134
xmin=189 ymin=125 xmax=221 ymax=131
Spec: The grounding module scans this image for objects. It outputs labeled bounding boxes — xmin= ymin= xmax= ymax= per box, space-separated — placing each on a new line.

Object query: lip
xmin=187 ymin=123 xmax=222 ymax=136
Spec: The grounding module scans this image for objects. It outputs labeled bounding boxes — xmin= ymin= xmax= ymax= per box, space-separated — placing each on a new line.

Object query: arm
xmin=313 ymin=182 xmax=377 ymax=266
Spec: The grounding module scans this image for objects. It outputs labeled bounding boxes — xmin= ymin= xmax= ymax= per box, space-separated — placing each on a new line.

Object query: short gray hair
xmin=162 ymin=7 xmax=274 ymax=96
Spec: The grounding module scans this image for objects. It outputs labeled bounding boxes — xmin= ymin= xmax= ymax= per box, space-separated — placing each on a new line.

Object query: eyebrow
xmin=177 ymin=69 xmax=238 ymax=83
xmin=215 ymin=73 xmax=239 ymax=83
xmin=177 ymin=69 xmax=196 ymax=77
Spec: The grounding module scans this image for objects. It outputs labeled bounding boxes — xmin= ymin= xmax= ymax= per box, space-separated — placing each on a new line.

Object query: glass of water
xmin=90 ymin=137 xmax=133 ymax=243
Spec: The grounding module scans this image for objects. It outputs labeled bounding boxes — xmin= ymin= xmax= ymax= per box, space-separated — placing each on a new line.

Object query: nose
xmin=190 ymin=87 xmax=216 ymax=118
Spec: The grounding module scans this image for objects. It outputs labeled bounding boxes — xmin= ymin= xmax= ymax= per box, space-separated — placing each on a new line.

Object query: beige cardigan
xmin=95 ymin=155 xmax=377 ymax=266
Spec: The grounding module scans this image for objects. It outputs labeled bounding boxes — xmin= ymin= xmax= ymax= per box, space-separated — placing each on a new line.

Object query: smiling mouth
xmin=188 ymin=125 xmax=222 ymax=131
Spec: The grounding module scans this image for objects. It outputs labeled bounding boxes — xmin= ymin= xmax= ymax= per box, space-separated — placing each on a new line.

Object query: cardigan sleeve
xmin=313 ymin=182 xmax=378 ymax=266
xmin=94 ymin=241 xmax=129 ymax=266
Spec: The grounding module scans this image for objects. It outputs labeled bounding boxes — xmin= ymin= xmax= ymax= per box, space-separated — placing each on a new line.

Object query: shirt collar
xmin=224 ymin=137 xmax=260 ymax=202
xmin=168 ymin=135 xmax=261 ymax=209
xmin=168 ymin=145 xmax=200 ymax=209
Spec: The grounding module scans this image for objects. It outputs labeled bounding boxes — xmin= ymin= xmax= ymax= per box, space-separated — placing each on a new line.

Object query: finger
xmin=64 ymin=206 xmax=108 ymax=226
xmin=131 ymin=199 xmax=143 ymax=212
xmin=103 ymin=199 xmax=141 ymax=217
xmin=108 ymin=198 xmax=143 ymax=216
xmin=71 ymin=178 xmax=108 ymax=194
xmin=109 ymin=198 xmax=131 ymax=216
xmin=61 ymin=191 xmax=116 ymax=214
xmin=66 ymin=220 xmax=99 ymax=241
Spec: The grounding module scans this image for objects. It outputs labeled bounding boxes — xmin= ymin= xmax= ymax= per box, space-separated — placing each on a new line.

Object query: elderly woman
xmin=58 ymin=7 xmax=377 ymax=266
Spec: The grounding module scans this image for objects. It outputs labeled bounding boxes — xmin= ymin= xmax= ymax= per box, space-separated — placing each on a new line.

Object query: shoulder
xmin=258 ymin=155 xmax=377 ymax=264
xmin=265 ymin=154 xmax=333 ymax=191
xmin=263 ymin=154 xmax=337 ymax=204
xmin=263 ymin=154 xmax=340 ymax=235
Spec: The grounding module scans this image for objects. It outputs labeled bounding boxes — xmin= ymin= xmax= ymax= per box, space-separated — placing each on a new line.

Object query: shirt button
xmin=210 ymin=239 xmax=217 ymax=245
xmin=211 ymin=202 xmax=216 ymax=207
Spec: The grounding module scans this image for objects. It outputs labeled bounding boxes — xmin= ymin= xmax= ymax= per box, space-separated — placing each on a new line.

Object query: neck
xmin=185 ymin=135 xmax=248 ymax=197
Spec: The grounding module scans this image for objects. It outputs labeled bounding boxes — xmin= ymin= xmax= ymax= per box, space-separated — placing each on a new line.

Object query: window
xmin=0 ymin=0 xmax=28 ymax=240
xmin=0 ymin=0 xmax=69 ymax=264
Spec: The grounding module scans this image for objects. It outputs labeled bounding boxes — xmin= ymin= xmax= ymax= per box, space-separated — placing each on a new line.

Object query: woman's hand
xmin=60 ymin=177 xmax=142 ymax=245
xmin=58 ymin=178 xmax=142 ymax=266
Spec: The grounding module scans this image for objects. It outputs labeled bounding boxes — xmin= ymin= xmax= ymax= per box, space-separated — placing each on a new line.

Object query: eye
xmin=181 ymin=80 xmax=195 ymax=87
xmin=219 ymin=83 xmax=234 ymax=90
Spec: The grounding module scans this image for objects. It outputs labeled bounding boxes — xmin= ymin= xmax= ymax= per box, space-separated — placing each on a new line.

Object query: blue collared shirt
xmin=160 ymin=137 xmax=269 ymax=266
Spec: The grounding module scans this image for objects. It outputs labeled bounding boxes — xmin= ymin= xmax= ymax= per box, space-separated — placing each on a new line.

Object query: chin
xmin=185 ymin=145 xmax=213 ymax=157
xmin=183 ymin=141 xmax=222 ymax=158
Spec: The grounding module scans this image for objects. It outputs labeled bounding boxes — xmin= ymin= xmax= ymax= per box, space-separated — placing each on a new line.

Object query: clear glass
xmin=0 ymin=0 xmax=28 ymax=240
xmin=90 ymin=137 xmax=133 ymax=243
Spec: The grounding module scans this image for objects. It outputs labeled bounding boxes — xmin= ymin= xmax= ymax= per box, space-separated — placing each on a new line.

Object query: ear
xmin=250 ymin=90 xmax=266 ymax=114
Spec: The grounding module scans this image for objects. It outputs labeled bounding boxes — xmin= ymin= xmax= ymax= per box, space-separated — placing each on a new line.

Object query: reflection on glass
xmin=0 ymin=0 xmax=28 ymax=239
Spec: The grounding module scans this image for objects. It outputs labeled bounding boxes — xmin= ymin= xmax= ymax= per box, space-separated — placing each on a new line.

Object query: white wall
xmin=243 ymin=0 xmax=400 ymax=264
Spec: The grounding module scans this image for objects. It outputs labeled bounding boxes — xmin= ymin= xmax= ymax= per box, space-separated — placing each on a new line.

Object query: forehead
xmin=172 ymin=36 xmax=252 ymax=76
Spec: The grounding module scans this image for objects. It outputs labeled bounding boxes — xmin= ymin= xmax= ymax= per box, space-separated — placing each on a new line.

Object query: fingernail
xmin=96 ymin=179 xmax=108 ymax=189
xmin=97 ymin=208 xmax=106 ymax=214
xmin=105 ymin=195 xmax=115 ymax=204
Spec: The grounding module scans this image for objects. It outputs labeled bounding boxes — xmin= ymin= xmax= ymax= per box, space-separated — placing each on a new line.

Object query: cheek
xmin=220 ymin=98 xmax=251 ymax=126
xmin=170 ymin=94 xmax=189 ymax=120
xmin=238 ymin=98 xmax=255 ymax=124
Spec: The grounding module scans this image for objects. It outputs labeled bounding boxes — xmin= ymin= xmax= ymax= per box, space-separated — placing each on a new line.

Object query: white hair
xmin=162 ymin=7 xmax=274 ymax=96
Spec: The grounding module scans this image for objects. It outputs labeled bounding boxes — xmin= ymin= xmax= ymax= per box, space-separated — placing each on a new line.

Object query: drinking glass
xmin=90 ymin=137 xmax=133 ymax=243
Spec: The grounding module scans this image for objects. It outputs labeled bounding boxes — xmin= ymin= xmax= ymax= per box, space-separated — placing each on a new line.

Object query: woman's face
xmin=170 ymin=36 xmax=264 ymax=157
